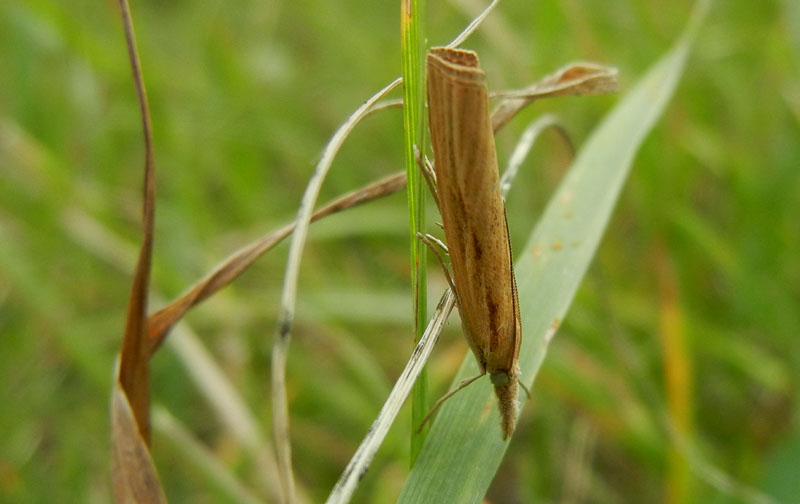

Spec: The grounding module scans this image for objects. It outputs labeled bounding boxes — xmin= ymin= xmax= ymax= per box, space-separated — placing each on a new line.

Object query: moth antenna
xmin=519 ymin=379 xmax=531 ymax=399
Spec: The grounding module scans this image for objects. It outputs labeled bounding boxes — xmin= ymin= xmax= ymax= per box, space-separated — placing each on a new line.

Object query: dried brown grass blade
xmin=111 ymin=376 xmax=167 ymax=503
xmin=491 ymin=62 xmax=619 ymax=131
xmin=147 ymin=171 xmax=407 ymax=354
xmin=117 ymin=0 xmax=156 ymax=445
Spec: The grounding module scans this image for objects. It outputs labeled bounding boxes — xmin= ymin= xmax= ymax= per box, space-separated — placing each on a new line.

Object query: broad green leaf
xmin=398 ymin=4 xmax=708 ymax=502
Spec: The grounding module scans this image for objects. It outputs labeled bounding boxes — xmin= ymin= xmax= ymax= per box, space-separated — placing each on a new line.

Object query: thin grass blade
xmin=401 ymin=0 xmax=430 ymax=463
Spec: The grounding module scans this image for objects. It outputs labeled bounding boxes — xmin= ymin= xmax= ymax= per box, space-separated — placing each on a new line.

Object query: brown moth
xmin=425 ymin=47 xmax=522 ymax=439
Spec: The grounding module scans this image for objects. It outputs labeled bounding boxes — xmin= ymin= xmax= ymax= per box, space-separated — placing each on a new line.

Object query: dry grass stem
xmin=445 ymin=0 xmax=501 ymax=49
xmin=325 ymin=290 xmax=456 ymax=504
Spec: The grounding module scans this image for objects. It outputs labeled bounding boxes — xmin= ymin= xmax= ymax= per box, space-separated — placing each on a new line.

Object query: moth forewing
xmin=426 ymin=47 xmax=522 ymax=439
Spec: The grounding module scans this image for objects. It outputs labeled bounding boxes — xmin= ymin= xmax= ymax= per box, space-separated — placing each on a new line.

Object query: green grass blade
xmin=401 ymin=0 xmax=429 ymax=464
xmin=398 ymin=5 xmax=707 ymax=501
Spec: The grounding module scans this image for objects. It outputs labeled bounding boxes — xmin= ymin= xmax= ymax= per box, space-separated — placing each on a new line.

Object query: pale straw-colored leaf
xmin=325 ymin=291 xmax=456 ymax=504
xmin=271 ymin=77 xmax=402 ymax=502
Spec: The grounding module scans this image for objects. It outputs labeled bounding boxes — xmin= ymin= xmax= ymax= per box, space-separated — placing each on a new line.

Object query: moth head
xmin=489 ymin=371 xmax=510 ymax=387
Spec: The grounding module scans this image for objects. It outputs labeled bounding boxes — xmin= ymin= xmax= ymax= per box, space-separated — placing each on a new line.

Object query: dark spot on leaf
xmin=358 ymin=464 xmax=370 ymax=482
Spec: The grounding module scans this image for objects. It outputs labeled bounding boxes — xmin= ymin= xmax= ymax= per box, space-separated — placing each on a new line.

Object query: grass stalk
xmin=401 ymin=0 xmax=429 ymax=464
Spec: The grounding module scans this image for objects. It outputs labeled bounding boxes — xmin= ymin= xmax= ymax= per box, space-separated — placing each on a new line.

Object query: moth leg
xmin=420 ymin=232 xmax=448 ymax=255
xmin=416 ymin=232 xmax=457 ymax=295
xmin=417 ymin=371 xmax=486 ymax=433
xmin=415 ymin=145 xmax=440 ymax=210
xmin=519 ymin=380 xmax=531 ymax=399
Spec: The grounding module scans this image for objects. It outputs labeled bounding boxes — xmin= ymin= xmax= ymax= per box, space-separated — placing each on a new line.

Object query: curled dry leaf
xmin=111 ymin=379 xmax=167 ymax=504
xmin=491 ymin=62 xmax=619 ymax=131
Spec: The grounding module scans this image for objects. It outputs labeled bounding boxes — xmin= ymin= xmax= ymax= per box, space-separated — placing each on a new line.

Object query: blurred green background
xmin=1 ymin=0 xmax=799 ymax=502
